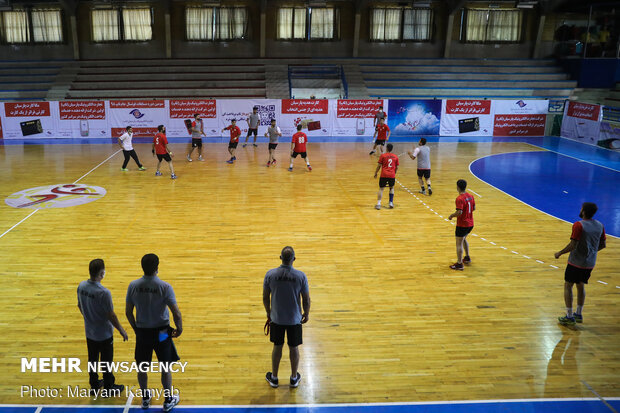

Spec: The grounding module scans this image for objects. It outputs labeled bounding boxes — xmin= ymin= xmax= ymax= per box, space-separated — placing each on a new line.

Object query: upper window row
xmin=0 ymin=6 xmax=523 ymax=45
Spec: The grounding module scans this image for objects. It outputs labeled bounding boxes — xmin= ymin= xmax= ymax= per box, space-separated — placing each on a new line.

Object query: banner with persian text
xmin=279 ymin=99 xmax=332 ymax=137
xmin=108 ymin=100 xmax=167 ymax=138
xmin=1 ymin=102 xmax=56 ymax=139
xmin=561 ymin=101 xmax=603 ymax=146
xmin=167 ymin=100 xmax=218 ymax=138
xmin=331 ymin=99 xmax=387 ymax=137
xmin=492 ymin=99 xmax=549 ymax=136
xmin=439 ymin=100 xmax=493 ymax=136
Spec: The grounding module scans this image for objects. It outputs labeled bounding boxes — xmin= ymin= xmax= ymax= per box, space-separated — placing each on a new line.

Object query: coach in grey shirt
xmin=263 ymin=246 xmax=310 ymax=389
xmin=126 ymin=253 xmax=182 ymax=412
xmin=77 ymin=259 xmax=127 ymax=392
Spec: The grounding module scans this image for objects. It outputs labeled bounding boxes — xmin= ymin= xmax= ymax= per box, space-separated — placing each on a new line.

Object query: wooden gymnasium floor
xmin=0 ymin=140 xmax=618 ymax=407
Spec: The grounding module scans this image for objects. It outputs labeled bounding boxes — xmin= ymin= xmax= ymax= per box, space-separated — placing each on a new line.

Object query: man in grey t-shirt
xmin=263 ymin=246 xmax=311 ymax=389
xmin=408 ymin=137 xmax=432 ymax=195
xmin=77 ymin=259 xmax=128 ymax=393
xmin=264 ymin=118 xmax=282 ymax=167
xmin=555 ymin=202 xmax=606 ymax=326
xmin=244 ymin=106 xmax=260 ymax=147
xmin=126 ymin=254 xmax=183 ymax=412
xmin=373 ymin=105 xmax=386 ymax=127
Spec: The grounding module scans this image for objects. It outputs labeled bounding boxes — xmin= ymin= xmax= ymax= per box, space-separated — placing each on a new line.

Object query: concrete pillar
xmin=260 ymin=12 xmax=266 ymax=57
xmin=70 ymin=15 xmax=79 ymax=60
xmin=444 ymin=14 xmax=455 ymax=59
xmin=532 ymin=15 xmax=546 ymax=59
xmin=165 ymin=12 xmax=172 ymax=58
xmin=353 ymin=12 xmax=361 ymax=57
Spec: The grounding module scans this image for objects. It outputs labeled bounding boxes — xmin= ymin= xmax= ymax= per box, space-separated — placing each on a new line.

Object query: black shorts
xmin=379 ymin=177 xmax=395 ymax=188
xmin=455 ymin=226 xmax=473 ymax=237
xmin=292 ymin=151 xmax=307 ymax=158
xmin=375 ymin=139 xmax=386 ymax=146
xmin=134 ymin=325 xmax=180 ymax=364
xmin=156 ymin=153 xmax=172 ymax=162
xmin=270 ymin=323 xmax=302 ymax=347
xmin=417 ymin=169 xmax=431 ymax=179
xmin=228 ymin=142 xmax=238 ymax=149
xmin=564 ymin=263 xmax=593 ymax=284
xmin=191 ymin=138 xmax=202 ymax=148
xmin=268 ymin=143 xmax=278 ymax=150
xmin=247 ymin=128 xmax=258 ymax=137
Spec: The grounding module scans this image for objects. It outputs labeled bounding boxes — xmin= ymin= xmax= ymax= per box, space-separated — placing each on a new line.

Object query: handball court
xmin=0 ymin=137 xmax=618 ymax=413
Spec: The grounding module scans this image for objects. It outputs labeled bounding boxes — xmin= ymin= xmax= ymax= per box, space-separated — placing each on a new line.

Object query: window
xmin=123 ymin=8 xmax=152 ymax=41
xmin=32 ymin=9 xmax=63 ymax=43
xmin=185 ymin=6 xmax=247 ymax=41
xmin=1 ymin=10 xmax=29 ymax=43
xmin=92 ymin=9 xmax=119 ymax=42
xmin=277 ymin=7 xmax=338 ymax=40
xmin=1 ymin=9 xmax=63 ymax=44
xmin=91 ymin=7 xmax=152 ymax=42
xmin=370 ymin=7 xmax=432 ymax=42
xmin=464 ymin=9 xmax=523 ymax=43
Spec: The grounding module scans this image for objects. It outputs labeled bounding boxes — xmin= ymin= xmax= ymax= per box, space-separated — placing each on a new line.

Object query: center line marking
xmin=597 ymin=280 xmax=608 ymax=285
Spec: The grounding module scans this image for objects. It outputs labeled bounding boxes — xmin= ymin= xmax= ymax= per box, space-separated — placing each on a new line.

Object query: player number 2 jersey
xmin=292 ymin=132 xmax=308 ymax=152
xmin=378 ymin=153 xmax=399 ymax=178
xmin=455 ymin=193 xmax=475 ymax=227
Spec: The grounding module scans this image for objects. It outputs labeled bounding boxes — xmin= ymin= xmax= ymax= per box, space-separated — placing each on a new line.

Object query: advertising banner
xmin=218 ymin=99 xmax=278 ymax=137
xmin=387 ymin=99 xmax=441 ymax=136
xmin=439 ymin=99 xmax=493 ymax=136
xmin=57 ymin=101 xmax=108 ymax=138
xmin=2 ymin=102 xmax=57 ymax=139
xmin=167 ymin=100 xmax=218 ymax=138
xmin=598 ymin=122 xmax=620 ymax=150
xmin=561 ymin=101 xmax=603 ymax=145
xmin=493 ymin=99 xmax=549 ymax=136
xmin=108 ymin=100 xmax=167 ymax=138
xmin=331 ymin=99 xmax=387 ymax=137
xmin=279 ymin=99 xmax=331 ymax=137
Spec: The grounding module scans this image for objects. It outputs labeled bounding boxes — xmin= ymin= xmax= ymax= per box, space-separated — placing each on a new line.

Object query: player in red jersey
xmin=222 ymin=119 xmax=242 ymax=164
xmin=448 ymin=179 xmax=475 ymax=270
xmin=373 ymin=143 xmax=399 ymax=209
xmin=288 ymin=124 xmax=311 ymax=172
xmin=369 ymin=117 xmax=390 ymax=155
xmin=152 ymin=125 xmax=177 ymax=179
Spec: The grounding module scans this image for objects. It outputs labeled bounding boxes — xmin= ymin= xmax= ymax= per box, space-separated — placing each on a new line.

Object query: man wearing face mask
xmin=77 ymin=259 xmax=128 ymax=394
xmin=554 ymin=202 xmax=607 ymax=326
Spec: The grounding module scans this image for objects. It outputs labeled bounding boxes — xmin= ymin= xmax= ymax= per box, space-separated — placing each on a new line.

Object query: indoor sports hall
xmin=0 ymin=1 xmax=619 ymax=413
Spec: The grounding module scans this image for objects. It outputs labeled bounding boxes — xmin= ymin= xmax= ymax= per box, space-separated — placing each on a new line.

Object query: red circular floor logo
xmin=5 ymin=184 xmax=106 ymax=209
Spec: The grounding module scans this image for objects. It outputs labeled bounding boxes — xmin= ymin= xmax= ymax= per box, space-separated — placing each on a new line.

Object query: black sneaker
xmin=89 ymin=379 xmax=103 ymax=395
xmin=290 ymin=372 xmax=301 ymax=388
xmin=103 ymin=384 xmax=124 ymax=396
xmin=428 ymin=187 xmax=432 ymax=195
xmin=141 ymin=392 xmax=152 ymax=410
xmin=265 ymin=372 xmax=279 ymax=388
xmin=163 ymin=395 xmax=180 ymax=412
xmin=463 ymin=256 xmax=471 ymax=264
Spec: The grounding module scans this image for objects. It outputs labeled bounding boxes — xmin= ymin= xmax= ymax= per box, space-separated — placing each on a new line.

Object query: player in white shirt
xmin=118 ymin=126 xmax=146 ymax=172
xmin=408 ymin=138 xmax=431 ymax=195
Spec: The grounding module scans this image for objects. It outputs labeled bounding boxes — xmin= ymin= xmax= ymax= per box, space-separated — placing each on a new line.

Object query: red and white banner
xmin=561 ymin=101 xmax=602 ymax=145
xmin=332 ymin=99 xmax=386 ymax=137
xmin=440 ymin=100 xmax=493 ymax=136
xmin=108 ymin=100 xmax=167 ymax=138
xmin=493 ymin=99 xmax=548 ymax=136
xmin=565 ymin=101 xmax=601 ymax=122
xmin=56 ymin=101 xmax=108 ymax=138
xmin=1 ymin=102 xmax=56 ymax=139
xmin=279 ymin=99 xmax=331 ymax=137
xmin=167 ymin=100 xmax=218 ymax=138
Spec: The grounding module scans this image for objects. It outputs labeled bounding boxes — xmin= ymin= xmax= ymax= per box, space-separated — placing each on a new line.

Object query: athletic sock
xmin=566 ymin=307 xmax=573 ymax=318
xmin=576 ymin=305 xmax=583 ymax=315
xmin=389 ymin=193 xmax=394 ymax=203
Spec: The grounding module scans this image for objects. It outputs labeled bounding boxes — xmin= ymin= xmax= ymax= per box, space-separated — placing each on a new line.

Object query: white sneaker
xmin=389 ymin=202 xmax=394 ymax=209
xmin=163 ymin=395 xmax=179 ymax=412
xmin=375 ymin=204 xmax=381 ymax=210
xmin=186 ymin=155 xmax=192 ymax=162
xmin=198 ymin=156 xmax=204 ymax=161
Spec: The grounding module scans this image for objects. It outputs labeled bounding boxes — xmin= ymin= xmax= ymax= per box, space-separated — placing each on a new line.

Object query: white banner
xmin=2 ymin=102 xmax=58 ymax=139
xmin=439 ymin=99 xmax=493 ymax=136
xmin=218 ymin=99 xmax=279 ymax=137
xmin=56 ymin=101 xmax=108 ymax=138
xmin=331 ymin=99 xmax=387 ymax=137
xmin=166 ymin=99 xmax=219 ymax=138
xmin=108 ymin=100 xmax=168 ymax=138
xmin=493 ymin=99 xmax=549 ymax=115
xmin=561 ymin=101 xmax=602 ymax=145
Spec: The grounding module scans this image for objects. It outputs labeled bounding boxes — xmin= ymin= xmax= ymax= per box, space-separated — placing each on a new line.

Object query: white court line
xmin=536 ymin=260 xmax=545 ymax=264
xmin=522 ymin=255 xmax=531 ymax=259
xmin=469 ymin=189 xmax=482 ymax=198
xmin=490 ymin=242 xmax=497 ymax=245
xmin=525 ymin=143 xmax=620 ymax=173
xmin=512 ymin=251 xmax=519 ymax=254
xmin=597 ymin=281 xmax=608 ymax=285
xmin=34 ymin=407 xmax=42 ymax=413
xmin=0 ymin=209 xmax=39 ymax=240
xmin=469 ymin=152 xmax=619 ymax=239
xmin=74 ymin=149 xmax=121 ymax=184
xmin=500 ymin=246 xmax=507 ymax=250
xmin=616 ymin=286 xmax=620 ymax=289
xmin=550 ymin=265 xmax=559 ymax=269
xmin=122 ymin=387 xmax=135 ymax=413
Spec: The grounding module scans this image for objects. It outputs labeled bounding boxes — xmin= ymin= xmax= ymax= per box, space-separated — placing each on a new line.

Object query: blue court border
xmin=1 ymin=398 xmax=620 ymax=413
